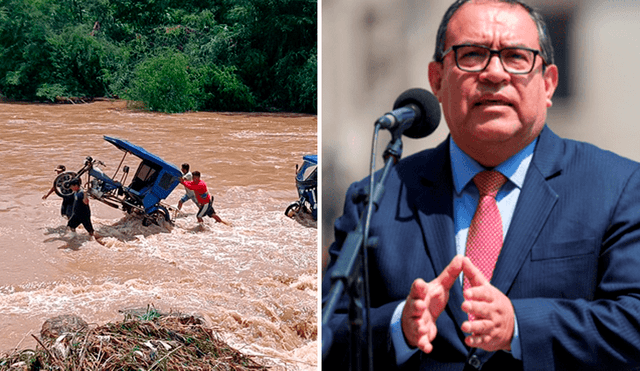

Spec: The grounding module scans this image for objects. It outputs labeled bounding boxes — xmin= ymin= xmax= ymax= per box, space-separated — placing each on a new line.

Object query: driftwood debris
xmin=0 ymin=310 xmax=269 ymax=370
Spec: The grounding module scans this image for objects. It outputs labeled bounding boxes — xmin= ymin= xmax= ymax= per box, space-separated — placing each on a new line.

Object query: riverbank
xmin=0 ymin=308 xmax=272 ymax=370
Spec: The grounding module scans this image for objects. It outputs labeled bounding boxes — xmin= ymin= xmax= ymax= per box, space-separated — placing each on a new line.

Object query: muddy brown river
xmin=0 ymin=100 xmax=318 ymax=370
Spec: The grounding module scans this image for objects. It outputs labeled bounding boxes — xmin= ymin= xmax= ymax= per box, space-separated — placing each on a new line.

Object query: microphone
xmin=375 ymin=88 xmax=441 ymax=139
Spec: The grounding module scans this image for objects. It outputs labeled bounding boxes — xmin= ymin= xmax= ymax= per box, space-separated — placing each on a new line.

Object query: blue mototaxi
xmin=285 ymin=154 xmax=317 ymax=220
xmin=53 ymin=136 xmax=182 ymax=226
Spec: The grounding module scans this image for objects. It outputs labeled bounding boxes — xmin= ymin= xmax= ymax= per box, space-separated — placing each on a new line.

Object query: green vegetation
xmin=0 ymin=0 xmax=317 ymax=113
xmin=134 ymin=305 xmax=164 ymax=321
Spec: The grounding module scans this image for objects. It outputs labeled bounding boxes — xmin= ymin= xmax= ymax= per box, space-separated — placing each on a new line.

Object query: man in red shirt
xmin=179 ymin=171 xmax=229 ymax=225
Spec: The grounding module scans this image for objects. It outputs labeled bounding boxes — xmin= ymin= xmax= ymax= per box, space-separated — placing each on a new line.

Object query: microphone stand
xmin=322 ymin=123 xmax=404 ymax=371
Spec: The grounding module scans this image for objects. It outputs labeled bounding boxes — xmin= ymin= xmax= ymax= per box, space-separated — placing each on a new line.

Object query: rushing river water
xmin=0 ymin=100 xmax=318 ymax=370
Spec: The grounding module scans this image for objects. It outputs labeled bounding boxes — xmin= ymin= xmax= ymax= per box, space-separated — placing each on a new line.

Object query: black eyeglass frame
xmin=441 ymin=44 xmax=548 ymax=75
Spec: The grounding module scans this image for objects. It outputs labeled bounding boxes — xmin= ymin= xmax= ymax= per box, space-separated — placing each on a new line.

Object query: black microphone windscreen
xmin=392 ymin=88 xmax=441 ymax=139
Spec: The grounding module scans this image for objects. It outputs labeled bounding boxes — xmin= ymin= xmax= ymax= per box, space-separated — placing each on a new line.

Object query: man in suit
xmin=322 ymin=0 xmax=640 ymax=370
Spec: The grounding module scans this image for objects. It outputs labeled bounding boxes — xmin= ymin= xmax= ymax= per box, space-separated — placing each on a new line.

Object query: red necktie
xmin=464 ymin=171 xmax=508 ymax=294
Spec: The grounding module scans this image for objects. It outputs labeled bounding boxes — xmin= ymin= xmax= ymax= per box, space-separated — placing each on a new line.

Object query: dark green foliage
xmin=0 ymin=0 xmax=317 ymax=113
xmin=126 ymin=50 xmax=199 ymax=113
xmin=198 ymin=64 xmax=256 ymax=112
xmin=45 ymin=25 xmax=111 ymax=99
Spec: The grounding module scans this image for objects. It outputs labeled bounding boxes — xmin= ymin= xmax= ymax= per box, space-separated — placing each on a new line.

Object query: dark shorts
xmin=61 ymin=196 xmax=74 ymax=218
xmin=68 ymin=214 xmax=94 ymax=234
xmin=197 ymin=198 xmax=216 ymax=219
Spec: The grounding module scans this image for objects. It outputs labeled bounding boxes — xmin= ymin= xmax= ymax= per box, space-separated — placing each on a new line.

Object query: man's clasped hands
xmin=401 ymin=255 xmax=515 ymax=354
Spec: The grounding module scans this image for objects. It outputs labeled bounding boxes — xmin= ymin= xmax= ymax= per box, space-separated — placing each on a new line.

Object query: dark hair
xmin=192 ymin=171 xmax=201 ymax=177
xmin=69 ymin=178 xmax=81 ymax=187
xmin=433 ymin=0 xmax=554 ymax=68
xmin=56 ymin=165 xmax=66 ymax=171
xmin=181 ymin=163 xmax=190 ymax=171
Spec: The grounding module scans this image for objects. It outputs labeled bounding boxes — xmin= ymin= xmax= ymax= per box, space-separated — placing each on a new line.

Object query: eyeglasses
xmin=441 ymin=44 xmax=546 ymax=75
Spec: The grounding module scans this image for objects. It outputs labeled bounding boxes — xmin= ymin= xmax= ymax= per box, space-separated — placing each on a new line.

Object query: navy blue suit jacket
xmin=322 ymin=126 xmax=640 ymax=370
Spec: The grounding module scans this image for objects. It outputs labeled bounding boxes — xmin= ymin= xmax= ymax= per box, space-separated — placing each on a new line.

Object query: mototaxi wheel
xmin=142 ymin=207 xmax=170 ymax=227
xmin=53 ymin=172 xmax=78 ymax=197
xmin=285 ymin=202 xmax=301 ymax=218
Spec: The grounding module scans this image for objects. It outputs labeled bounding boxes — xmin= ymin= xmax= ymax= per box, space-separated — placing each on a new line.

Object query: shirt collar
xmin=449 ymin=136 xmax=537 ymax=195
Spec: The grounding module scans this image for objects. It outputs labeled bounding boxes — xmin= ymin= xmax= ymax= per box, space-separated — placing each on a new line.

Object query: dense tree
xmin=0 ymin=0 xmax=317 ymax=113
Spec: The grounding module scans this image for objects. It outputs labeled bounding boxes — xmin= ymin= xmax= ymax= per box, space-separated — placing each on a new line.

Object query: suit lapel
xmin=412 ymin=140 xmax=456 ymax=280
xmin=491 ymin=126 xmax=563 ymax=294
xmin=410 ymin=139 xmax=469 ymax=328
